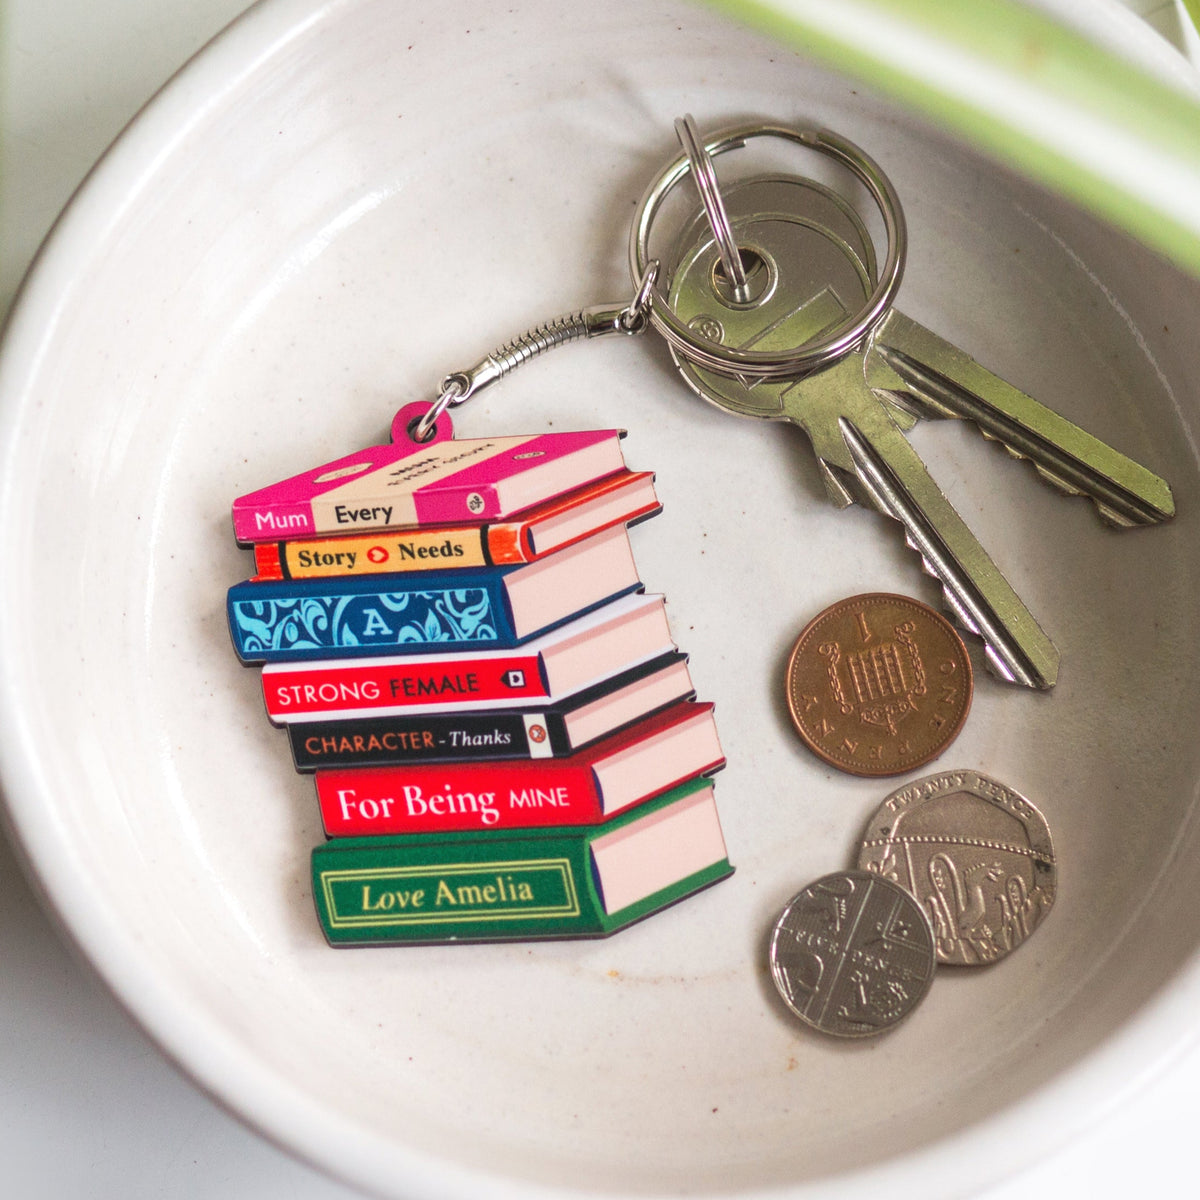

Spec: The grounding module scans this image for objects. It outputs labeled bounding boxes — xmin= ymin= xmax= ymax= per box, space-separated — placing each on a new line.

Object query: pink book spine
xmin=231 ymin=403 xmax=460 ymax=543
xmin=232 ymin=442 xmax=414 ymax=542
xmin=233 ymin=502 xmax=315 ymax=541
xmin=230 ymin=409 xmax=623 ymax=542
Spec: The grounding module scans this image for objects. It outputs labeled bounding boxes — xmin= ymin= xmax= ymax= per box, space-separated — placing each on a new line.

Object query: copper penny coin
xmin=857 ymin=769 xmax=1056 ymax=965
xmin=769 ymin=870 xmax=936 ymax=1037
xmin=785 ymin=593 xmax=972 ymax=777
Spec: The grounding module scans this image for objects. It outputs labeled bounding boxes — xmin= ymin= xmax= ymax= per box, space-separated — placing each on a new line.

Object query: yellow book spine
xmin=260 ymin=527 xmax=491 ymax=580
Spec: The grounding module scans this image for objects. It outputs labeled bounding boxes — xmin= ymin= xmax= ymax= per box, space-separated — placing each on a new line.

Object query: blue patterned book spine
xmin=228 ymin=570 xmax=514 ymax=663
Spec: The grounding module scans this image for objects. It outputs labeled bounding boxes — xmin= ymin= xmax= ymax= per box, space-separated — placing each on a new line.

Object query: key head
xmin=666 ymin=176 xmax=875 ymax=419
xmin=667 ymin=175 xmax=877 ymax=288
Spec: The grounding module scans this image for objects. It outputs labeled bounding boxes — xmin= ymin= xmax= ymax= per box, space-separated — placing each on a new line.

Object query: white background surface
xmin=2 ymin=1 xmax=1199 ymax=1197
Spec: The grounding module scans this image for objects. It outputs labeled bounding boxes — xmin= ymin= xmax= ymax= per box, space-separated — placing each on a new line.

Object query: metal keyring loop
xmin=674 ymin=114 xmax=749 ymax=302
xmin=619 ymin=259 xmax=659 ymax=332
xmin=411 ymin=376 xmax=466 ymax=443
xmin=629 ymin=123 xmax=907 ymax=380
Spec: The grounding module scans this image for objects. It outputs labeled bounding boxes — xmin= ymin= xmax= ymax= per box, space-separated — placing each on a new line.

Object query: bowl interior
xmin=3 ymin=1 xmax=1200 ymax=1196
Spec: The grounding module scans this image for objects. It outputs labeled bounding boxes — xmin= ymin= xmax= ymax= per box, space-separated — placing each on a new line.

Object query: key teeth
xmin=1030 ymin=459 xmax=1084 ymax=497
xmin=935 ymin=578 xmax=981 ymax=639
xmin=978 ymin=425 xmax=1085 ymax=497
xmin=1025 ymin=453 xmax=1147 ymax=526
xmin=1095 ymin=503 xmax=1137 ymax=529
xmin=900 ymin=528 xmax=979 ymax=631
xmin=839 ymin=412 xmax=1060 ymax=691
xmin=900 ymin=529 xmax=1056 ymax=689
xmin=875 ymin=332 xmax=1175 ymax=528
xmin=969 ymin=417 xmax=1165 ymax=527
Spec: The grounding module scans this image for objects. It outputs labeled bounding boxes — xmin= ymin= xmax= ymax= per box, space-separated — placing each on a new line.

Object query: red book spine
xmin=317 ymin=761 xmax=601 ymax=835
xmin=314 ymin=700 xmax=721 ymax=835
xmin=262 ymin=653 xmax=547 ymax=719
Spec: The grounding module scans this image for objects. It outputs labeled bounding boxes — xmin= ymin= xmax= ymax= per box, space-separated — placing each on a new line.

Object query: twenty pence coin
xmin=769 ymin=870 xmax=936 ymax=1037
xmin=785 ymin=592 xmax=972 ymax=777
xmin=857 ymin=769 xmax=1056 ymax=965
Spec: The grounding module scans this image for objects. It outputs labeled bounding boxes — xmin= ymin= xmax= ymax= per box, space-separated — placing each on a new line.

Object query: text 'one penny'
xmin=786 ymin=592 xmax=972 ymax=777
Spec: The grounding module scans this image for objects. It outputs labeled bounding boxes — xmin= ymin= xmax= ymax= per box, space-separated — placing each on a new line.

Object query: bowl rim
xmin=2 ymin=1 xmax=1199 ymax=1197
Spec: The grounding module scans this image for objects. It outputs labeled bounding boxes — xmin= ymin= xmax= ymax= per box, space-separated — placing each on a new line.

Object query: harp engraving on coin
xmin=857 ymin=769 xmax=1056 ymax=965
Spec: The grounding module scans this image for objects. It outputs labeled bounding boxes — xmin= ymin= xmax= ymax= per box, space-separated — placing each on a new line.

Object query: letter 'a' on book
xmin=260 ymin=592 xmax=674 ymax=723
xmin=232 ymin=422 xmax=628 ymax=543
xmin=228 ymin=525 xmax=642 ymax=664
xmin=315 ymin=699 xmax=724 ymax=835
xmin=310 ymin=777 xmax=733 ymax=944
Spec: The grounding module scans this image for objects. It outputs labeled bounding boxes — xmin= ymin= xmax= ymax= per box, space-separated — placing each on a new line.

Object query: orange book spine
xmin=484 ymin=522 xmax=530 ymax=564
xmin=253 ymin=543 xmax=285 ymax=581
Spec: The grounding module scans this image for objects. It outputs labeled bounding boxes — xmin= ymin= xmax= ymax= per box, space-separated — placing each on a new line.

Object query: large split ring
xmin=629 ymin=123 xmax=907 ymax=380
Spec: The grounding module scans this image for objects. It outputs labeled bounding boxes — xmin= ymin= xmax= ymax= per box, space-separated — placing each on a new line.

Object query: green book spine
xmin=311 ymin=777 xmax=732 ymax=945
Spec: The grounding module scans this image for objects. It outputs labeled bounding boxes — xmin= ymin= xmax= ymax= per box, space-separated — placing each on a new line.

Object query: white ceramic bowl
xmin=3 ymin=1 xmax=1200 ymax=1196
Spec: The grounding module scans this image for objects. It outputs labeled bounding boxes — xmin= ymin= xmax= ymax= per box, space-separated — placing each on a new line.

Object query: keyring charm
xmin=629 ymin=123 xmax=907 ymax=380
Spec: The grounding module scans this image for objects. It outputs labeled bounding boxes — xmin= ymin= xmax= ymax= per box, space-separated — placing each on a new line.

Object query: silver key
xmin=660 ymin=141 xmax=1174 ymax=689
xmin=670 ymin=183 xmax=1173 ymax=525
xmin=667 ymin=206 xmax=1059 ymax=686
xmin=864 ymin=309 xmax=1174 ymax=528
